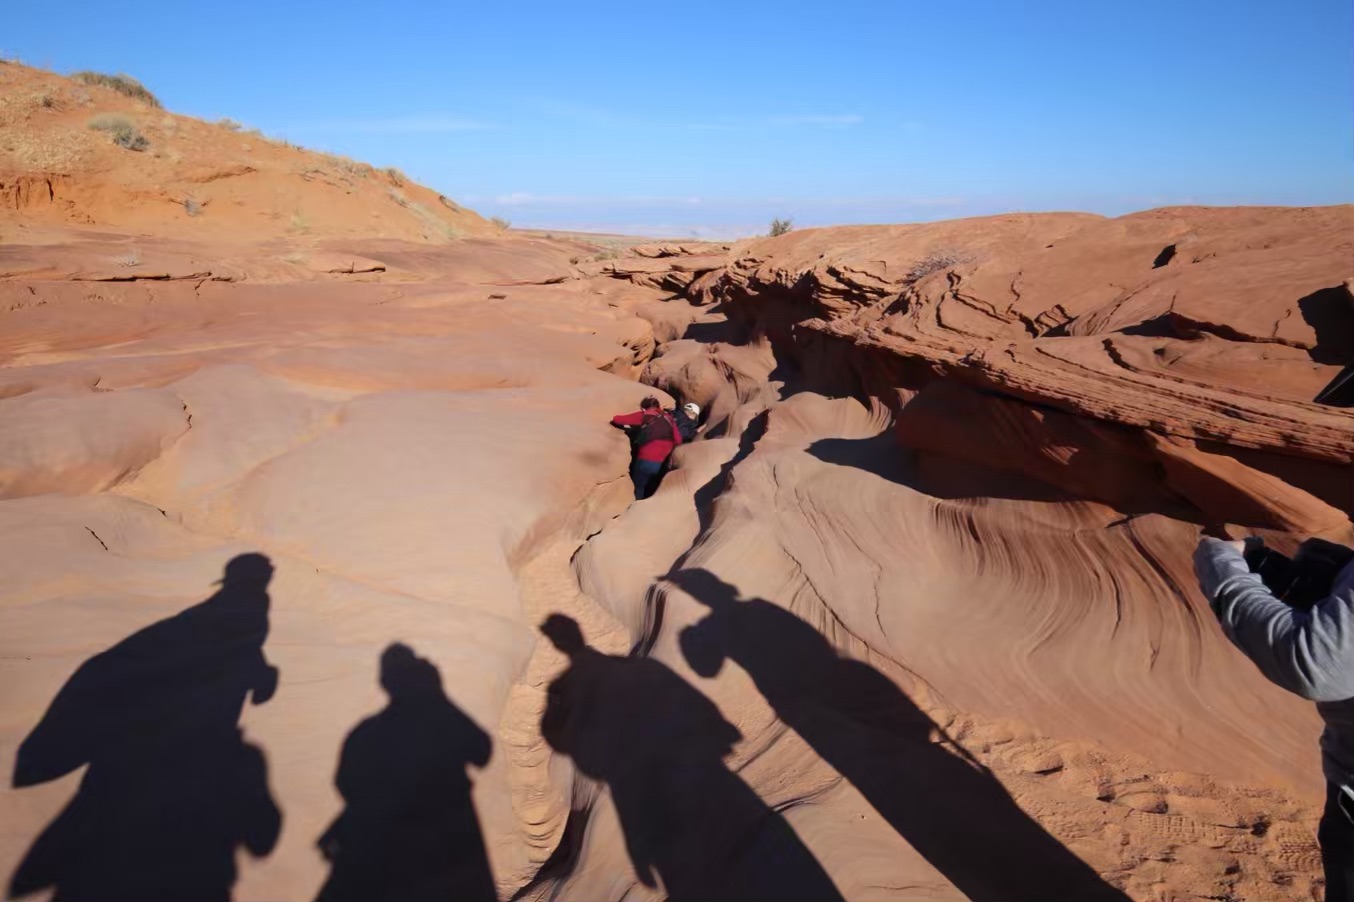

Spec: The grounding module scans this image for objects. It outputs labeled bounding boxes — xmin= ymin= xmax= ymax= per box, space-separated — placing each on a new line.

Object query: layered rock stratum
xmin=2 ymin=61 xmax=1352 ymax=902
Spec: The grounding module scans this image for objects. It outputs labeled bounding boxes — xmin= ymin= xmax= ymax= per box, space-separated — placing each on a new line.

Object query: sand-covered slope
xmin=1 ymin=200 xmax=1350 ymax=902
xmin=0 ymin=61 xmax=493 ymax=242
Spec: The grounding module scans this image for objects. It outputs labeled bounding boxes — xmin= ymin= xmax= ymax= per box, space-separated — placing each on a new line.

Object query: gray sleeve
xmin=1195 ymin=537 xmax=1354 ymax=703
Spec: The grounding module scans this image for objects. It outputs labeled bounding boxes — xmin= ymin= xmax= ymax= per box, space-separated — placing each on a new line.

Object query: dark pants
xmin=630 ymin=459 xmax=664 ymax=500
xmin=1321 ymin=783 xmax=1354 ymax=902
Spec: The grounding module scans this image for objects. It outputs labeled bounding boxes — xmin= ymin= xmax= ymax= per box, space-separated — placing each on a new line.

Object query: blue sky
xmin=7 ymin=0 xmax=1352 ymax=236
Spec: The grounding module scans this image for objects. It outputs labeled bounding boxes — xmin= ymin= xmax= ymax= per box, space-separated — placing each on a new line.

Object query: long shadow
xmin=670 ymin=569 xmax=1130 ymax=902
xmin=694 ymin=409 xmax=769 ymax=536
xmin=1298 ymin=284 xmax=1354 ymax=367
xmin=9 ymin=553 xmax=283 ymax=902
xmin=806 ymin=433 xmax=914 ymax=487
xmin=315 ymin=643 xmax=496 ymax=902
xmin=539 ymin=614 xmax=843 ymax=902
xmin=807 ymin=432 xmax=1214 ymax=521
xmin=629 ymin=408 xmax=770 ymax=659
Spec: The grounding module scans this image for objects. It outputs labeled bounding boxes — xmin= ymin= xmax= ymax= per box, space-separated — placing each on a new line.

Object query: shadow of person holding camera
xmin=671 ymin=568 xmax=1129 ymax=902
xmin=10 ymin=553 xmax=282 ymax=902
xmin=539 ymin=613 xmax=842 ymax=902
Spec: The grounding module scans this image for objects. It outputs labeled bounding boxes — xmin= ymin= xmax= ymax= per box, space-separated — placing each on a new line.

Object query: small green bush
xmin=71 ymin=71 xmax=161 ymax=108
xmin=87 ymin=113 xmax=148 ymax=151
xmin=769 ymin=217 xmax=793 ymax=237
xmin=217 ymin=117 xmax=242 ymax=131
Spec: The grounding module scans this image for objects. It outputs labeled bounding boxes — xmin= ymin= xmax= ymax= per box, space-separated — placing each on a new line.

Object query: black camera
xmin=1246 ymin=538 xmax=1354 ymax=611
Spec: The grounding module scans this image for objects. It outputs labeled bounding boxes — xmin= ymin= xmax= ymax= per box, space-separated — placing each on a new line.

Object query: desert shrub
xmin=326 ymin=154 xmax=369 ymax=179
xmin=71 ymin=71 xmax=161 ymax=107
xmin=88 ymin=113 xmax=148 ymax=151
xmin=183 ymin=198 xmax=203 ymax=216
xmin=490 ymin=216 xmax=510 ymax=229
xmin=383 ymin=166 xmax=407 ymax=186
xmin=218 ymin=117 xmax=241 ymax=131
xmin=769 ymin=217 xmax=793 ymax=237
xmin=904 ymin=250 xmax=973 ymax=283
xmin=413 ymin=202 xmax=461 ymax=239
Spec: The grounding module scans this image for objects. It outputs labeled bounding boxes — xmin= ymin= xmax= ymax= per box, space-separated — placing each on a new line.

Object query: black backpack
xmin=636 ymin=411 xmax=678 ymax=446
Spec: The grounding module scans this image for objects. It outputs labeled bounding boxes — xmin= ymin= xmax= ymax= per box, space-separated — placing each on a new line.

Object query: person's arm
xmin=1196 ymin=537 xmax=1354 ymax=702
xmin=611 ymin=411 xmax=644 ymax=427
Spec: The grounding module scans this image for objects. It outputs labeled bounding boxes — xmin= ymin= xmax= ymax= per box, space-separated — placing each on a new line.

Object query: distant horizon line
xmin=500 ymin=200 xmax=1354 ymax=242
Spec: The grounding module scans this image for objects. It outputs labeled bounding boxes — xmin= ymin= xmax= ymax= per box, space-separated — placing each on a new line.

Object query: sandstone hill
xmin=0 ymin=61 xmax=494 ymax=243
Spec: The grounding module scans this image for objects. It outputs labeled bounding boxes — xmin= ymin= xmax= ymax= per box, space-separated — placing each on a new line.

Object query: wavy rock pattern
xmin=1 ymin=205 xmax=1350 ymax=902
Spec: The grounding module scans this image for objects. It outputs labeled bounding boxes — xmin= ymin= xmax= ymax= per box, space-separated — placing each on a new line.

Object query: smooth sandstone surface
xmin=4 ymin=62 xmax=1354 ymax=902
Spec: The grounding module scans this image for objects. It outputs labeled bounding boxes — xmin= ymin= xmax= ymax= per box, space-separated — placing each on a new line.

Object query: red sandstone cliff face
xmin=635 ymin=207 xmax=1353 ymax=533
xmin=571 ymin=205 xmax=1353 ymax=901
xmin=2 ymin=196 xmax=1350 ymax=902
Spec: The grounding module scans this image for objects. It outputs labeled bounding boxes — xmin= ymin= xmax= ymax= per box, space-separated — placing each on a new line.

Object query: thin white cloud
xmin=536 ymin=100 xmax=864 ymax=132
xmin=812 ymin=195 xmax=967 ymax=208
xmin=764 ymin=114 xmax=865 ymax=128
xmin=287 ymin=115 xmax=496 ymax=134
xmin=489 ymin=193 xmax=704 ymax=207
xmin=686 ymin=114 xmax=864 ymax=130
xmin=539 ymin=101 xmax=629 ymax=128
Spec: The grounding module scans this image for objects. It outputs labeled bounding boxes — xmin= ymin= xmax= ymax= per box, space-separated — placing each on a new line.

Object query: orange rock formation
xmin=2 ymin=60 xmax=1352 ymax=902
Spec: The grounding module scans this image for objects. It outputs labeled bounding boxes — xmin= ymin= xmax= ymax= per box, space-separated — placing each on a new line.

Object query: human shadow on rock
xmin=1298 ymin=284 xmax=1354 ymax=366
xmin=539 ymin=614 xmax=842 ymax=902
xmin=315 ymin=643 xmax=496 ymax=902
xmin=671 ymin=568 xmax=1130 ymax=902
xmin=9 ymin=553 xmax=283 ymax=902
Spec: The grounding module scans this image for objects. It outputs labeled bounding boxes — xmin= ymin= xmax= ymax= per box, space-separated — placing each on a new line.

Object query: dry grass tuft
xmin=71 ymin=71 xmax=162 ymax=107
xmin=88 ymin=113 xmax=148 ymax=151
xmin=904 ymin=250 xmax=974 ymax=283
xmin=325 ymin=153 xmax=370 ymax=180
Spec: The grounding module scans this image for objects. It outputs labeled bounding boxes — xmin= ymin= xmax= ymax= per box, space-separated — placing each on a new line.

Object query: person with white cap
xmin=674 ymin=402 xmax=701 ymax=443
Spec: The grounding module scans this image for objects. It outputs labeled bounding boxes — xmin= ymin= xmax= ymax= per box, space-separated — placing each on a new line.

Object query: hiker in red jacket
xmin=611 ymin=397 xmax=682 ymax=500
